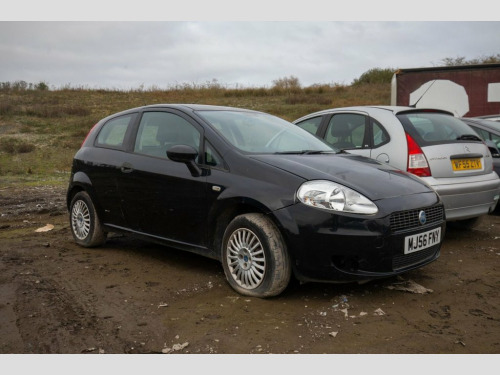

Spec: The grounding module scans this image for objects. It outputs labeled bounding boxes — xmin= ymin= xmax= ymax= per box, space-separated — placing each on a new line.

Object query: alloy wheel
xmin=71 ymin=200 xmax=91 ymax=240
xmin=226 ymin=228 xmax=266 ymax=289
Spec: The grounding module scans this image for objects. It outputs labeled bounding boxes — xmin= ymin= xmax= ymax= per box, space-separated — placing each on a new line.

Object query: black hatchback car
xmin=67 ymin=104 xmax=445 ymax=297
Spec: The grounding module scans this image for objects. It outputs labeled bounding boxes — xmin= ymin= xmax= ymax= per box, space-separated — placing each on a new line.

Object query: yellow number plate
xmin=451 ymin=158 xmax=482 ymax=171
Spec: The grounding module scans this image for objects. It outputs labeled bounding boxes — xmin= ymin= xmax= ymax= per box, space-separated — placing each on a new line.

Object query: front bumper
xmin=271 ymin=192 xmax=445 ymax=283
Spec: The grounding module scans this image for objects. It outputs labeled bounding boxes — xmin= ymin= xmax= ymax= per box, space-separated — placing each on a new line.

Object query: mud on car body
xmin=67 ymin=104 xmax=445 ymax=297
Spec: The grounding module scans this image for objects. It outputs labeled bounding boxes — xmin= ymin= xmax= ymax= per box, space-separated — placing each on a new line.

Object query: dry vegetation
xmin=0 ymin=80 xmax=391 ymax=185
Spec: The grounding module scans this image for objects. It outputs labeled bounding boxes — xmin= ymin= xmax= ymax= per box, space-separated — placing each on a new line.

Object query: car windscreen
xmin=397 ymin=112 xmax=483 ymax=146
xmin=196 ymin=110 xmax=335 ymax=154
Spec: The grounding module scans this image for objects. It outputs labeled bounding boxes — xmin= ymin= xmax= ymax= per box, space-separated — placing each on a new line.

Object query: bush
xmin=352 ymin=68 xmax=395 ymax=86
xmin=0 ymin=102 xmax=13 ymax=115
xmin=35 ymin=81 xmax=49 ymax=91
xmin=271 ymin=76 xmax=302 ymax=95
xmin=0 ymin=137 xmax=36 ymax=154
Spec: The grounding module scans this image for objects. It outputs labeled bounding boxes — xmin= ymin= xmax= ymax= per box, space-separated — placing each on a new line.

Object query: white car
xmin=294 ymin=106 xmax=500 ymax=226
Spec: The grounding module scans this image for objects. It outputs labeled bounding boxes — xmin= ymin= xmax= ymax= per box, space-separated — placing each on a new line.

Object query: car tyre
xmin=222 ymin=213 xmax=291 ymax=298
xmin=69 ymin=191 xmax=107 ymax=247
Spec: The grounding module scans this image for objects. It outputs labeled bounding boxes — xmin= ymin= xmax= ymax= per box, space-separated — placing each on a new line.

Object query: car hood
xmin=251 ymin=153 xmax=434 ymax=201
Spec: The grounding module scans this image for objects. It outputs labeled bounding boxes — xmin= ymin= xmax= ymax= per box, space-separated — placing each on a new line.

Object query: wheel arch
xmin=207 ymin=197 xmax=294 ymax=264
xmin=66 ymin=172 xmax=102 ymax=217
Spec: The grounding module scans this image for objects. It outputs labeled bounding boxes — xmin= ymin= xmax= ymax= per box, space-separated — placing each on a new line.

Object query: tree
xmin=440 ymin=54 xmax=500 ymax=66
xmin=35 ymin=81 xmax=49 ymax=91
xmin=352 ymin=68 xmax=395 ymax=86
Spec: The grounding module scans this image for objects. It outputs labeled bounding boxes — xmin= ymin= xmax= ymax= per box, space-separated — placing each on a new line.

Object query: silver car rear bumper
xmin=422 ymin=172 xmax=500 ymax=221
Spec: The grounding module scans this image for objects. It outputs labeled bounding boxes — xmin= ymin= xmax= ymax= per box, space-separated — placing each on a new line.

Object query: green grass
xmin=0 ymin=82 xmax=391 ymax=185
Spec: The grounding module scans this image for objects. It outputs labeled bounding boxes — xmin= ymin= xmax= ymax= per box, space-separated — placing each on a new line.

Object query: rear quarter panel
xmin=367 ymin=110 xmax=408 ymax=170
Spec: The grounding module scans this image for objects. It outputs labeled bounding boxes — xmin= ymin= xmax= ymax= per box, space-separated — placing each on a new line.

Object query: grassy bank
xmin=0 ymin=82 xmax=390 ymax=184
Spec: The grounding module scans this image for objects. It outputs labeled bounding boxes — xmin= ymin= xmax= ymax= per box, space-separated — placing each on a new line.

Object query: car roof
xmin=106 ymin=104 xmax=259 ymax=119
xmin=462 ymin=117 xmax=500 ymax=134
xmin=477 ymin=114 xmax=500 ymax=121
xmin=293 ymin=105 xmax=454 ymax=123
xmin=141 ymin=104 xmax=255 ymax=112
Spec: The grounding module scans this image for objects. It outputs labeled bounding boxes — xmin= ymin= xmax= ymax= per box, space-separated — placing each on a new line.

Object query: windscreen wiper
xmin=302 ymin=150 xmax=336 ymax=154
xmin=456 ymin=134 xmax=482 ymax=141
xmin=274 ymin=150 xmax=336 ymax=155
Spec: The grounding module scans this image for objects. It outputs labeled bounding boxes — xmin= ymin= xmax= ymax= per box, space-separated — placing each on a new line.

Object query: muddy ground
xmin=0 ymin=184 xmax=499 ymax=354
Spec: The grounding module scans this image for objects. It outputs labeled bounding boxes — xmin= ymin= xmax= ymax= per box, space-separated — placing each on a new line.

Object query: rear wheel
xmin=69 ymin=191 xmax=107 ymax=247
xmin=222 ymin=213 xmax=291 ymax=298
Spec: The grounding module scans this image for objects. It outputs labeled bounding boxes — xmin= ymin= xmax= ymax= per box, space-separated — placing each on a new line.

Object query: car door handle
xmin=120 ymin=163 xmax=134 ymax=173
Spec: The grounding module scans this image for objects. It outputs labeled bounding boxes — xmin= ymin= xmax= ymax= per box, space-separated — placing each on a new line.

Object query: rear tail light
xmin=81 ymin=123 xmax=99 ymax=148
xmin=406 ymin=133 xmax=431 ymax=177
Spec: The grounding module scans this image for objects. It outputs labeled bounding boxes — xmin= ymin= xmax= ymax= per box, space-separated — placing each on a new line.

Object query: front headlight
xmin=297 ymin=180 xmax=378 ymax=215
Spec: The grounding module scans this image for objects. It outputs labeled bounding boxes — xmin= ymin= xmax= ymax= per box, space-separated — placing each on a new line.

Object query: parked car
xmin=68 ymin=104 xmax=446 ymax=297
xmin=294 ymin=106 xmax=500 ymax=226
xmin=476 ymin=114 xmax=500 ymax=122
xmin=461 ymin=117 xmax=500 ymax=178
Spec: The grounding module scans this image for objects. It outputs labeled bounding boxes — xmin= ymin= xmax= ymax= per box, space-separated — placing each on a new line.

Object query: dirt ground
xmin=0 ymin=184 xmax=499 ymax=354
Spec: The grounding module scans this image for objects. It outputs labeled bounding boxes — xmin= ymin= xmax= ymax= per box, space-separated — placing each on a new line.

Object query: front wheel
xmin=69 ymin=191 xmax=107 ymax=247
xmin=222 ymin=213 xmax=291 ymax=298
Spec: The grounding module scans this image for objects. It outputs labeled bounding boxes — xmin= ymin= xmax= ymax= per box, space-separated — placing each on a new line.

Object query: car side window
xmin=203 ymin=141 xmax=223 ymax=168
xmin=325 ymin=113 xmax=367 ymax=149
xmin=95 ymin=114 xmax=134 ymax=149
xmin=372 ymin=119 xmax=390 ymax=147
xmin=134 ymin=112 xmax=201 ymax=159
xmin=296 ymin=116 xmax=323 ymax=135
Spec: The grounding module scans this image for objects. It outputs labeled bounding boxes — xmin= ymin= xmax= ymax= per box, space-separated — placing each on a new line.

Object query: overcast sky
xmin=1 ymin=2 xmax=499 ymax=90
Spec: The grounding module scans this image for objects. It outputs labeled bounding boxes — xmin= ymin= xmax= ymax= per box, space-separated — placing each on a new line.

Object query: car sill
xmin=104 ymin=223 xmax=215 ymax=258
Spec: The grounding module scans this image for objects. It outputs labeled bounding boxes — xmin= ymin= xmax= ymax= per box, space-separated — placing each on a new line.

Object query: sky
xmin=1 ymin=1 xmax=499 ymax=90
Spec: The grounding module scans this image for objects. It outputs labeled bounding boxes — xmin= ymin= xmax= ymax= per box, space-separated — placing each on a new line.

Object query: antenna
xmin=412 ymin=80 xmax=437 ymax=107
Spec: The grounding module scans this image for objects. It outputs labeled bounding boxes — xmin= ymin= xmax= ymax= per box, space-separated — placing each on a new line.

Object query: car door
xmin=84 ymin=113 xmax=137 ymax=227
xmin=116 ymin=110 xmax=209 ymax=247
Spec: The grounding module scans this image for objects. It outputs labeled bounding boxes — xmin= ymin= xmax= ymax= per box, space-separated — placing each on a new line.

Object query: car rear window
xmin=397 ymin=112 xmax=483 ymax=146
xmin=95 ymin=114 xmax=136 ymax=150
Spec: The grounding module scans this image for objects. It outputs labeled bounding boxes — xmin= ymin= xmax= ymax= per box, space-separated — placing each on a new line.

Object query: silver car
xmin=294 ymin=106 xmax=500 ymax=226
xmin=461 ymin=117 xmax=500 ymax=180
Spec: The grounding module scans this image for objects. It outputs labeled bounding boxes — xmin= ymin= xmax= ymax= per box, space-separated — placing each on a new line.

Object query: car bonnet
xmin=250 ymin=153 xmax=434 ymax=201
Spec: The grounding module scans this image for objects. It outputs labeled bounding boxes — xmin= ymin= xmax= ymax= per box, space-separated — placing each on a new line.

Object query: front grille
xmin=392 ymin=245 xmax=439 ymax=270
xmin=390 ymin=205 xmax=444 ymax=232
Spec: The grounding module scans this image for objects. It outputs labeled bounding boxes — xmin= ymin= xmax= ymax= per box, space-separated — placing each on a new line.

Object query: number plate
xmin=404 ymin=228 xmax=441 ymax=254
xmin=451 ymin=158 xmax=482 ymax=171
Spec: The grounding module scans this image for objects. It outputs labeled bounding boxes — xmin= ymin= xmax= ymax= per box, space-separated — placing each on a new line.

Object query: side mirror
xmin=167 ymin=145 xmax=202 ymax=176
